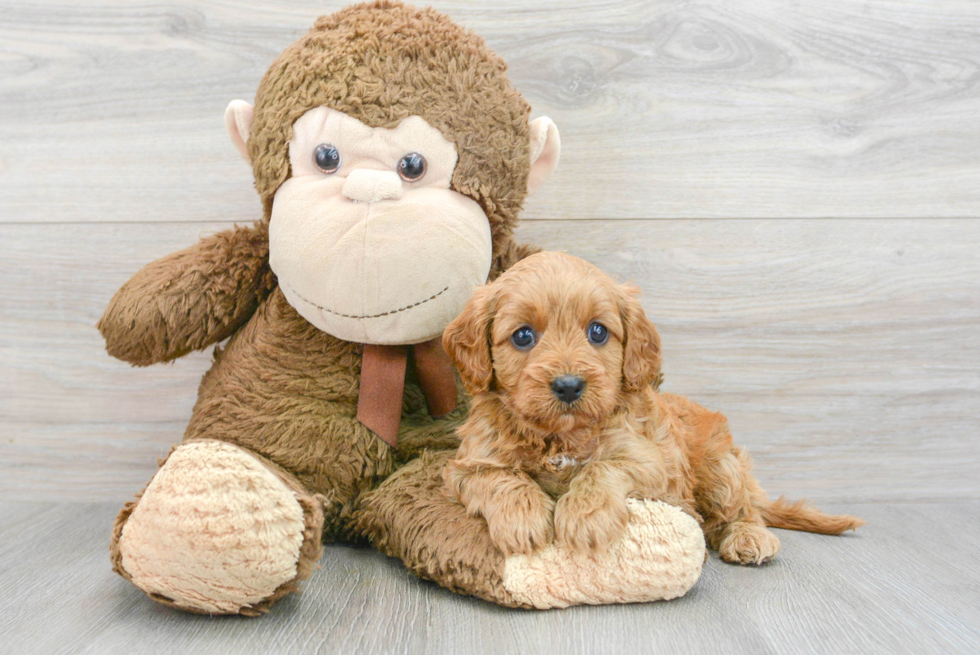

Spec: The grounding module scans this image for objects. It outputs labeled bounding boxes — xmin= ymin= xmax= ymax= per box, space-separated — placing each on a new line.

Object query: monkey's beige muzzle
xmin=270 ymin=184 xmax=492 ymax=345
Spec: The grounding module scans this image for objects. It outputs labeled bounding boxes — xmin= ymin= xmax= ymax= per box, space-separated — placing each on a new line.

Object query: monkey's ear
xmin=527 ymin=116 xmax=561 ymax=196
xmin=442 ymin=285 xmax=497 ymax=395
xmin=618 ymin=284 xmax=662 ymax=393
xmin=224 ymin=100 xmax=254 ymax=163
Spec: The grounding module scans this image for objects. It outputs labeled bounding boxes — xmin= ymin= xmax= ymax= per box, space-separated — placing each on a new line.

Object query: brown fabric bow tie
xmin=356 ymin=337 xmax=458 ymax=449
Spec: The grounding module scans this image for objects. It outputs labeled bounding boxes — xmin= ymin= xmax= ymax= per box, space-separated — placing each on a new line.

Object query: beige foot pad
xmin=502 ymin=499 xmax=705 ymax=609
xmin=117 ymin=441 xmax=307 ymax=614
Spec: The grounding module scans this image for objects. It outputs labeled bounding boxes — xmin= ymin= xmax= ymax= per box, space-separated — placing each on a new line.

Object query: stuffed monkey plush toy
xmin=99 ymin=1 xmax=705 ymax=615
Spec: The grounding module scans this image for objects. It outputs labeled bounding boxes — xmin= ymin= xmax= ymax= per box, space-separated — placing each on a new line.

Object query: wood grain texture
xmin=1 ymin=501 xmax=978 ymax=654
xmin=1 ymin=218 xmax=977 ymax=502
xmin=1 ymin=0 xmax=979 ymax=223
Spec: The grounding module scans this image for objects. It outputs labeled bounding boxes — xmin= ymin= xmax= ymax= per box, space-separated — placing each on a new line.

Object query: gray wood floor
xmin=2 ymin=501 xmax=978 ymax=654
xmin=2 ymin=0 xmax=979 ymax=652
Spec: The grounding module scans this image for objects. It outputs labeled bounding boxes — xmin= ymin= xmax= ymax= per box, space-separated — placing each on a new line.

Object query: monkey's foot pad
xmin=502 ymin=500 xmax=705 ymax=609
xmin=116 ymin=440 xmax=307 ymax=614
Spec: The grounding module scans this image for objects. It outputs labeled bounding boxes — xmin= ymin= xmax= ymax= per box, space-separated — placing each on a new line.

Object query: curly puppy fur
xmin=443 ymin=252 xmax=863 ymax=564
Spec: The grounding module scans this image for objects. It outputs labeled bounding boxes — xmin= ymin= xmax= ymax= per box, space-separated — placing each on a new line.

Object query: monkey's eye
xmin=587 ymin=322 xmax=609 ymax=345
xmin=511 ymin=326 xmax=536 ymax=351
xmin=314 ymin=144 xmax=341 ymax=174
xmin=398 ymin=152 xmax=427 ymax=181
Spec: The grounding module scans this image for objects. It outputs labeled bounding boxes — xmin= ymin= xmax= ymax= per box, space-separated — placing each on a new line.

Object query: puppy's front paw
xmin=554 ymin=490 xmax=629 ymax=553
xmin=485 ymin=489 xmax=555 ymax=557
xmin=718 ymin=522 xmax=781 ymax=565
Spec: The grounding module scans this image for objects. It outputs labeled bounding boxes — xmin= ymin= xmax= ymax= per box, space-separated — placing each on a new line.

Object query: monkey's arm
xmin=98 ymin=221 xmax=275 ymax=366
xmin=489 ymin=236 xmax=541 ymax=280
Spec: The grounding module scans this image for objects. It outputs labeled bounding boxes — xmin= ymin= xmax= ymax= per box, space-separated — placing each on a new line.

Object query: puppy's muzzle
xmin=551 ymin=375 xmax=586 ymax=404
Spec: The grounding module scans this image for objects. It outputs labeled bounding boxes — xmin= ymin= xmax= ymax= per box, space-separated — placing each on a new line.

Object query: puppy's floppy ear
xmin=618 ymin=284 xmax=662 ymax=392
xmin=443 ymin=284 xmax=497 ymax=394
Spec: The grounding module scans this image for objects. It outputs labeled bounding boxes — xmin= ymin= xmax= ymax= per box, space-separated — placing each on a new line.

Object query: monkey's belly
xmin=181 ymin=291 xmax=407 ymax=510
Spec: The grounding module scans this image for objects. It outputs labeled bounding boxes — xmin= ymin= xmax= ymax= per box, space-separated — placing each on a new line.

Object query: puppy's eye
xmin=314 ymin=144 xmax=341 ymax=174
xmin=511 ymin=326 xmax=536 ymax=350
xmin=587 ymin=322 xmax=609 ymax=345
xmin=398 ymin=152 xmax=427 ymax=181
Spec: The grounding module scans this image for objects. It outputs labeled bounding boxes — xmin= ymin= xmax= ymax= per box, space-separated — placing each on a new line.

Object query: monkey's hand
xmin=98 ymin=221 xmax=275 ymax=366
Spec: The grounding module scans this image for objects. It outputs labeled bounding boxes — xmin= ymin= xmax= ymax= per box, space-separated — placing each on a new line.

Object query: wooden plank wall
xmin=1 ymin=0 xmax=978 ymax=502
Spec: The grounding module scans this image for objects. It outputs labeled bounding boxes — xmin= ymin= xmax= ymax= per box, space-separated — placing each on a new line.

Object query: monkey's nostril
xmin=551 ymin=375 xmax=586 ymax=404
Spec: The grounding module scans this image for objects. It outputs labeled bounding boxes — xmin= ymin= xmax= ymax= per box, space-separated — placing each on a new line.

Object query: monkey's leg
xmin=111 ymin=440 xmax=324 ymax=616
xmin=354 ymin=450 xmax=705 ymax=609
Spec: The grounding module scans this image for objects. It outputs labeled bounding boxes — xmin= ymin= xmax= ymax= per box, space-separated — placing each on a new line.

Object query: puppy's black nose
xmin=551 ymin=375 xmax=586 ymax=404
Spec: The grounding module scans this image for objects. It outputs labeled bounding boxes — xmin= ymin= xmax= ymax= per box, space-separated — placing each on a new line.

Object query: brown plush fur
xmin=356 ymin=449 xmax=528 ymax=608
xmin=249 ymin=0 xmax=532 ymax=255
xmin=99 ymin=1 xmax=539 ymax=613
xmin=98 ymin=222 xmax=276 ymax=366
xmin=443 ymin=252 xmax=863 ymax=563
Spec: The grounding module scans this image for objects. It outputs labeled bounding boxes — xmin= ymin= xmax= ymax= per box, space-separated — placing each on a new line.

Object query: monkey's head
xmin=224 ymin=1 xmax=560 ymax=345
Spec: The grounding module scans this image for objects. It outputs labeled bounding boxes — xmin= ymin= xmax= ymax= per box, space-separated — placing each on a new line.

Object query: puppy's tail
xmin=759 ymin=496 xmax=864 ymax=535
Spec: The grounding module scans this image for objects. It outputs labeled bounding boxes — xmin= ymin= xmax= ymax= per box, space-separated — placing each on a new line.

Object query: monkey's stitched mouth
xmin=284 ymin=284 xmax=449 ymax=320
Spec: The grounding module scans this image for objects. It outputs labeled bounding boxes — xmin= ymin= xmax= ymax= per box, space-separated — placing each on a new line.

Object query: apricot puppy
xmin=442 ymin=252 xmax=862 ymax=563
